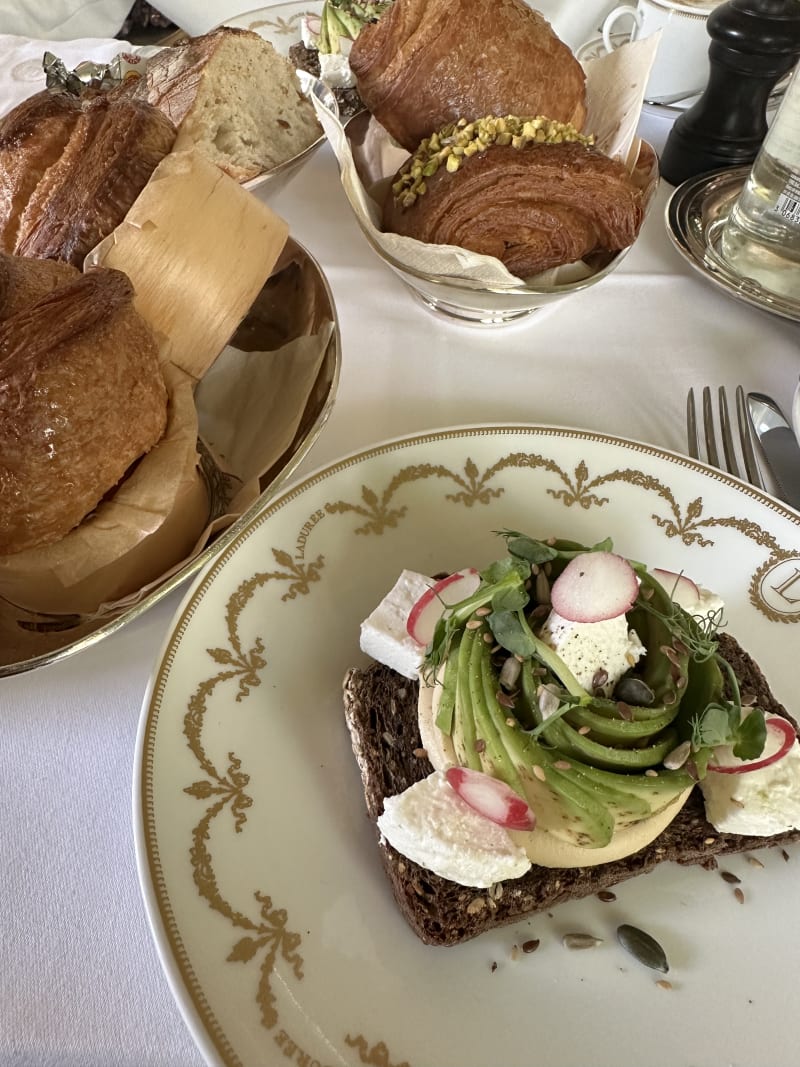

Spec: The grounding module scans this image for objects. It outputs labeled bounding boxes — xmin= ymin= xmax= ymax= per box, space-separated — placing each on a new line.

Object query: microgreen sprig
xmin=636 ymin=577 xmax=766 ymax=762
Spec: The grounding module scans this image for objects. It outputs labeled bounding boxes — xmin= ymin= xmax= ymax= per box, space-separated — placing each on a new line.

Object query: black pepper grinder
xmin=660 ymin=0 xmax=800 ymax=186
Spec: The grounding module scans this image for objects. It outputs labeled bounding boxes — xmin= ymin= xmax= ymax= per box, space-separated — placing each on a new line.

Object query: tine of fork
xmin=735 ymin=385 xmax=765 ymax=490
xmin=686 ymin=387 xmax=699 ymax=459
xmin=702 ymin=386 xmax=720 ymax=468
xmin=717 ymin=386 xmax=740 ymax=478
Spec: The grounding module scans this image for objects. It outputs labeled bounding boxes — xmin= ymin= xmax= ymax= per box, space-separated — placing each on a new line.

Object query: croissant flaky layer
xmin=382 ymin=142 xmax=645 ymax=277
xmin=0 ymin=91 xmax=176 ymax=267
xmin=349 ymin=0 xmax=586 ymax=153
xmin=0 ymin=266 xmax=167 ymax=556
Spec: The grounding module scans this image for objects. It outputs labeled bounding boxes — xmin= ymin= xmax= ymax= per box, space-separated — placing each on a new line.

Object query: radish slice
xmin=708 ymin=717 xmax=796 ymax=775
xmin=652 ymin=568 xmax=700 ymax=605
xmin=549 ymin=552 xmax=639 ymax=623
xmin=445 ymin=766 xmax=536 ymax=831
xmin=406 ymin=568 xmax=480 ymax=647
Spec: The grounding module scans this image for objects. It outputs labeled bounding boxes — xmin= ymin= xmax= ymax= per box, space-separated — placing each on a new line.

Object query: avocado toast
xmin=343 ymin=534 xmax=800 ymax=946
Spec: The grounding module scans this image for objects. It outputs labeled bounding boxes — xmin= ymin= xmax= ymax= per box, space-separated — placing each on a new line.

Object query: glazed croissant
xmin=0 ymin=90 xmax=176 ymax=266
xmin=0 ymin=250 xmax=79 ymax=320
xmin=0 ymin=267 xmax=167 ymax=556
xmin=382 ymin=128 xmax=644 ymax=278
xmin=349 ymin=0 xmax=586 ymax=153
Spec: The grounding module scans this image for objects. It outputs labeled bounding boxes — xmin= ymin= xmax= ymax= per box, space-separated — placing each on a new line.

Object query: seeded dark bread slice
xmin=342 ymin=633 xmax=800 ymax=947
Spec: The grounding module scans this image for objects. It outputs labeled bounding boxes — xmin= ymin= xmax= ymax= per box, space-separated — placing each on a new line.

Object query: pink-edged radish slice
xmin=303 ymin=13 xmax=322 ymax=34
xmin=550 ymin=552 xmax=638 ymax=623
xmin=707 ymin=717 xmax=796 ymax=775
xmin=445 ymin=766 xmax=536 ymax=831
xmin=406 ymin=568 xmax=481 ymax=647
xmin=652 ymin=568 xmax=700 ymax=605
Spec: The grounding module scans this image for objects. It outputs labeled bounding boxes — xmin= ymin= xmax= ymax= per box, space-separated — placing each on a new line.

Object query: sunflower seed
xmin=663 ymin=740 xmax=691 ymax=770
xmin=720 ymin=870 xmax=741 ymax=885
xmin=616 ymin=924 xmax=669 ymax=973
xmin=562 ymin=933 xmax=603 ymax=950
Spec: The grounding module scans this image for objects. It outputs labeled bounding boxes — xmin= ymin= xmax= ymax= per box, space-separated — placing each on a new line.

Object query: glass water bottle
xmin=717 ymin=61 xmax=800 ymax=298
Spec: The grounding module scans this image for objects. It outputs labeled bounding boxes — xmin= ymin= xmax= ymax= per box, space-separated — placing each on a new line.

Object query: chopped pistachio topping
xmin=391 ymin=114 xmax=595 ymax=208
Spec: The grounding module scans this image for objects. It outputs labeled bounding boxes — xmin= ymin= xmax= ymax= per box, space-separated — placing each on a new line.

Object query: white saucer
xmin=666 ymin=166 xmax=800 ymax=324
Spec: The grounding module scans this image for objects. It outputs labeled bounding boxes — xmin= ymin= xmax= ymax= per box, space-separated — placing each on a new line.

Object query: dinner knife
xmin=747 ymin=392 xmax=800 ymax=510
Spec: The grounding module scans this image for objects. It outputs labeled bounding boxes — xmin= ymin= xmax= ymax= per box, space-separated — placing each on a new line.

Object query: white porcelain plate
xmin=136 ymin=425 xmax=800 ymax=1067
xmin=224 ymin=1 xmax=323 ymax=51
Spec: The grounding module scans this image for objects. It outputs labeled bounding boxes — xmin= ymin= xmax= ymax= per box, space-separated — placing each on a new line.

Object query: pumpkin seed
xmin=613 ymin=676 xmax=655 ymax=706
xmin=616 ymin=924 xmax=669 ymax=973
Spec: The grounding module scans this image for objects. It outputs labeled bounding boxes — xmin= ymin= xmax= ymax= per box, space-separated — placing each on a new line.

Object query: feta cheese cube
xmin=701 ymin=739 xmax=800 ymax=835
xmin=377 ymin=771 xmax=531 ymax=888
xmin=360 ymin=569 xmax=433 ymax=679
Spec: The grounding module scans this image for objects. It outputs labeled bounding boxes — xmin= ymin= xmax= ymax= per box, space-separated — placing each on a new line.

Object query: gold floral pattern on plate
xmin=225 ymin=2 xmax=323 ymax=52
xmin=137 ymin=426 xmax=800 ymax=1067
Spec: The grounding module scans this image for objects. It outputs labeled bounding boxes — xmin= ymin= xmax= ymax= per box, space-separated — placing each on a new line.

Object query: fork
xmin=686 ymin=385 xmax=765 ymax=490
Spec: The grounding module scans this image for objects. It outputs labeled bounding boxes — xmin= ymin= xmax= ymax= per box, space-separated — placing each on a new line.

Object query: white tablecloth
xmin=2 ymin=63 xmax=800 ymax=1067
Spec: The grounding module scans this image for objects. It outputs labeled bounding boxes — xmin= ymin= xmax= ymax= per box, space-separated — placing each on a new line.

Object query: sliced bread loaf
xmin=124 ymin=27 xmax=322 ymax=181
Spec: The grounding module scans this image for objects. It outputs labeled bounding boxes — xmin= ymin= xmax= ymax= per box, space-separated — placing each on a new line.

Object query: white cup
xmin=601 ymin=0 xmax=720 ymax=103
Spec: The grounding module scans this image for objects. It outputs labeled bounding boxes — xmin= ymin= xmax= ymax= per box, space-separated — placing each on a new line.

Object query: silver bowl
xmin=0 ymin=237 xmax=340 ymax=676
xmin=344 ymin=111 xmax=659 ymax=326
xmin=243 ymin=71 xmax=338 ymax=196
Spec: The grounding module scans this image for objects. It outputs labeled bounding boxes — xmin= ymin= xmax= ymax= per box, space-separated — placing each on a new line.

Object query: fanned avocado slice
xmin=429 ymin=532 xmax=764 ymax=850
xmin=452 ymin=627 xmax=693 ymax=848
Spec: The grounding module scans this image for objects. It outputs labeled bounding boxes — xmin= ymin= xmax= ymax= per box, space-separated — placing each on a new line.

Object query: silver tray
xmin=0 ymin=237 xmax=340 ymax=677
xmin=665 ymin=165 xmax=800 ymax=324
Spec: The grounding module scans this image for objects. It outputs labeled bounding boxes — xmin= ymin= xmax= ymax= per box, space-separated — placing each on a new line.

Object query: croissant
xmin=0 ymin=268 xmax=167 ymax=556
xmin=0 ymin=91 xmax=176 ymax=267
xmin=349 ymin=0 xmax=586 ymax=153
xmin=0 ymin=91 xmax=79 ymax=254
xmin=0 ymin=251 xmax=79 ymax=320
xmin=382 ymin=131 xmax=644 ymax=278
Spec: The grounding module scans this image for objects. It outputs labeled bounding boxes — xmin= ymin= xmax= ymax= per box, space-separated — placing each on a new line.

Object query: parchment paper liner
xmin=0 ymin=150 xmax=331 ymax=625
xmin=313 ymin=34 xmax=661 ymax=287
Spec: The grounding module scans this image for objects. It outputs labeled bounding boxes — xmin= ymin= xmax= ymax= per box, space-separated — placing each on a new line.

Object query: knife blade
xmin=747 ymin=392 xmax=800 ymax=510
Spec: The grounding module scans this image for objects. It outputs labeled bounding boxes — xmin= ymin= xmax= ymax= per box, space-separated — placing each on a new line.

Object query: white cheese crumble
xmin=538 ymin=610 xmax=646 ymax=696
xmin=377 ymin=771 xmax=532 ymax=888
xmin=319 ymin=52 xmax=356 ymax=89
xmin=671 ymin=582 xmax=725 ymax=621
xmin=359 ymin=569 xmax=432 ymax=680
xmin=700 ymin=738 xmax=800 ymax=835
xmin=300 ymin=15 xmax=356 ymax=88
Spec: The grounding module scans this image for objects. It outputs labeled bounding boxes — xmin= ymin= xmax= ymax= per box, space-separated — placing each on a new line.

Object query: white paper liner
xmin=314 ymin=34 xmax=660 ymax=287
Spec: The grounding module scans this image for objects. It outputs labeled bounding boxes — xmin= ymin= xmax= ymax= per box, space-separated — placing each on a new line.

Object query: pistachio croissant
xmin=382 ymin=132 xmax=645 ymax=278
xmin=349 ymin=0 xmax=586 ymax=153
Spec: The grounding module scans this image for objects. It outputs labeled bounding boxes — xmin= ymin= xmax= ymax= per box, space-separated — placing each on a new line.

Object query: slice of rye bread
xmin=342 ymin=633 xmax=800 ymax=946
